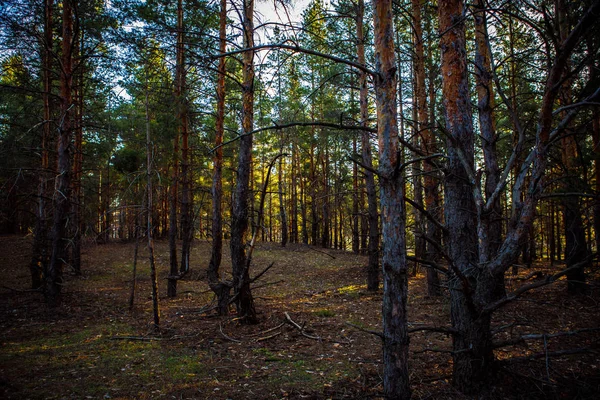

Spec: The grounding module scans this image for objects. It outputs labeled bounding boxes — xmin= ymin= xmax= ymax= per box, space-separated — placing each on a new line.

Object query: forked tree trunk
xmin=207 ymin=0 xmax=230 ymax=316
xmin=373 ymin=0 xmax=410 ymax=398
xmin=439 ymin=0 xmax=494 ymax=393
xmin=230 ymin=0 xmax=257 ymax=324
xmin=474 ymin=0 xmax=504 ymax=298
xmin=357 ymin=0 xmax=379 ymax=291
xmin=46 ymin=0 xmax=74 ymax=307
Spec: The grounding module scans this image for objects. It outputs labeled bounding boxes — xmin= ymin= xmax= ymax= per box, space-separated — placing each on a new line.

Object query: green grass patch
xmin=313 ymin=308 xmax=335 ymax=318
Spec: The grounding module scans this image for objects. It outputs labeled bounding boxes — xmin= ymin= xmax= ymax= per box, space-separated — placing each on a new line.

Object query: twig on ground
xmin=110 ymin=336 xmax=162 ymax=341
xmin=303 ymin=245 xmax=336 ymax=259
xmin=247 ymin=323 xmax=285 ymax=337
xmin=219 ymin=323 xmax=241 ymax=343
xmin=493 ymin=327 xmax=600 ymax=348
xmin=250 ymin=262 xmax=275 ymax=283
xmin=252 ymin=280 xmax=284 ymax=291
xmin=345 ymin=321 xmax=384 ymax=339
xmin=498 ymin=348 xmax=592 ymax=365
xmin=1 ymin=285 xmax=42 ymax=293
xmin=256 ymin=331 xmax=283 ymax=342
xmin=284 ymin=312 xmax=321 ymax=340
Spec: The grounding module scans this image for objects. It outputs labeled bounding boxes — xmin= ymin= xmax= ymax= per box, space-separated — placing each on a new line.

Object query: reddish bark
xmin=47 ymin=0 xmax=74 ymax=306
xmin=207 ymin=0 xmax=230 ymax=315
xmin=357 ymin=0 xmax=379 ymax=291
xmin=373 ymin=0 xmax=410 ymax=398
xmin=230 ymin=0 xmax=257 ymax=324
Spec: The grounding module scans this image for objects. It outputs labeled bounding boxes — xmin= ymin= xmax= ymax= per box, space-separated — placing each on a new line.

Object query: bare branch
xmin=485 ymin=255 xmax=597 ymax=314
xmin=213 ymin=41 xmax=376 ymax=76
xmin=345 ymin=321 xmax=384 ymax=339
xmin=493 ymin=327 xmax=600 ymax=349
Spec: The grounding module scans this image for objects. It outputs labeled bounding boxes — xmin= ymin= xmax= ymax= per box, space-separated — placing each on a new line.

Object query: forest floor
xmin=0 ymin=235 xmax=599 ymax=399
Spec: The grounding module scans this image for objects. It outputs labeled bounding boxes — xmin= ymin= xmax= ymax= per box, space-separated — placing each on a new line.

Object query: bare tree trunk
xmin=129 ymin=217 xmax=140 ymax=310
xmin=230 ymin=0 xmax=257 ymax=324
xmin=474 ymin=0 xmax=504 ymax=298
xmin=207 ymin=0 xmax=230 ymax=316
xmin=352 ymin=136 xmax=359 ymax=253
xmin=30 ymin=0 xmax=53 ymax=290
xmin=373 ymin=0 xmax=410 ymax=397
xmin=439 ymin=0 xmax=494 ymax=393
xmin=145 ymin=78 xmax=160 ymax=331
xmin=72 ymin=27 xmax=84 ymax=276
xmin=290 ymin=140 xmax=299 ymax=243
xmin=47 ymin=0 xmax=74 ymax=307
xmin=278 ymin=154 xmax=288 ymax=247
xmin=357 ymin=0 xmax=379 ymax=291
xmin=178 ymin=0 xmax=192 ymax=276
xmin=412 ymin=0 xmax=439 ymax=295
xmin=557 ymin=0 xmax=588 ymax=294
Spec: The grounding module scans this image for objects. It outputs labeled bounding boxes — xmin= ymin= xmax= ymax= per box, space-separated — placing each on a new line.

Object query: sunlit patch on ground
xmin=0 ymin=236 xmax=598 ymax=399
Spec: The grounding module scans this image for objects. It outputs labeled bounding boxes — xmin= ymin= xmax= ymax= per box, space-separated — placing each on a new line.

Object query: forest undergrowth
xmin=0 ymin=235 xmax=599 ymax=399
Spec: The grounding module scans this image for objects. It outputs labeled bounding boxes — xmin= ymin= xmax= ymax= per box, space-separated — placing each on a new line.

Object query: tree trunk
xmin=412 ymin=0 xmax=439 ymax=295
xmin=373 ymin=0 xmax=410 ymax=397
xmin=558 ymin=0 xmax=588 ymax=294
xmin=230 ymin=0 xmax=257 ymax=324
xmin=207 ymin=0 xmax=230 ymax=316
xmin=352 ymin=136 xmax=360 ymax=253
xmin=178 ymin=0 xmax=192 ymax=276
xmin=278 ymin=155 xmax=288 ymax=247
xmin=30 ymin=0 xmax=53 ymax=290
xmin=46 ymin=0 xmax=74 ymax=307
xmin=145 ymin=77 xmax=160 ymax=331
xmin=474 ymin=0 xmax=504 ymax=298
xmin=357 ymin=0 xmax=379 ymax=291
xmin=439 ymin=0 xmax=494 ymax=393
xmin=72 ymin=27 xmax=84 ymax=276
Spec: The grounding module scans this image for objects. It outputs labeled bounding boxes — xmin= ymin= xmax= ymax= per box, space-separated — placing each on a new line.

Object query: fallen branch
xmin=498 ymin=348 xmax=592 ymax=365
xmin=484 ymin=256 xmax=597 ymax=314
xmin=284 ymin=312 xmax=321 ymax=340
xmin=305 ymin=245 xmax=336 ymax=259
xmin=408 ymin=325 xmax=458 ymax=336
xmin=251 ymin=279 xmax=284 ymax=291
xmin=250 ymin=262 xmax=275 ymax=283
xmin=110 ymin=336 xmax=162 ymax=341
xmin=1 ymin=285 xmax=42 ymax=293
xmin=493 ymin=327 xmax=600 ymax=349
xmin=345 ymin=321 xmax=384 ymax=339
xmin=257 ymin=331 xmax=283 ymax=342
xmin=219 ymin=323 xmax=241 ymax=343
xmin=247 ymin=322 xmax=285 ymax=337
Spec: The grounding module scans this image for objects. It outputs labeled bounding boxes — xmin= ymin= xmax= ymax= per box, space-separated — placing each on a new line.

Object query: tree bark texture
xmin=145 ymin=80 xmax=160 ymax=330
xmin=373 ymin=0 xmax=410 ymax=398
xmin=230 ymin=0 xmax=257 ymax=324
xmin=558 ymin=0 xmax=588 ymax=294
xmin=178 ymin=0 xmax=192 ymax=276
xmin=439 ymin=0 xmax=495 ymax=393
xmin=207 ymin=0 xmax=230 ymax=316
xmin=30 ymin=0 xmax=53 ymax=290
xmin=46 ymin=0 xmax=74 ymax=306
xmin=412 ymin=0 xmax=440 ymax=295
xmin=357 ymin=0 xmax=379 ymax=292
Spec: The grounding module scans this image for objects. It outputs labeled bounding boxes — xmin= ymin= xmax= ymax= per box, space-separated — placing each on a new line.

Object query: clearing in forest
xmin=0 ymin=235 xmax=598 ymax=399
